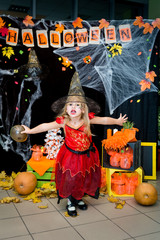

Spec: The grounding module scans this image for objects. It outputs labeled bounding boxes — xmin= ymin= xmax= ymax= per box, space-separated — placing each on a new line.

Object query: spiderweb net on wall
xmin=54 ymin=19 xmax=159 ymax=114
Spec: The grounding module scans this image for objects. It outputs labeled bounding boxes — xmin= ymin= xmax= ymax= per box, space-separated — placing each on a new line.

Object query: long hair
xmin=57 ymin=96 xmax=91 ymax=136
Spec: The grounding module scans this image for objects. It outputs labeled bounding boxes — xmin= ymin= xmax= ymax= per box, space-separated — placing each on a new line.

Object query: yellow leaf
xmin=0 ymin=17 xmax=6 ymax=28
xmin=115 ymin=203 xmax=124 ymax=209
xmin=64 ymin=211 xmax=79 ymax=217
xmin=0 ymin=171 xmax=6 ymax=179
xmin=38 ymin=205 xmax=48 ymax=209
xmin=117 ymin=199 xmax=126 ymax=205
xmin=107 ymin=195 xmax=119 ymax=203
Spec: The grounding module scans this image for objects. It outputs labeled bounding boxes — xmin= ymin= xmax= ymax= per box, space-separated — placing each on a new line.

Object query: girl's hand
xmin=117 ymin=114 xmax=128 ymax=126
xmin=21 ymin=125 xmax=31 ymax=134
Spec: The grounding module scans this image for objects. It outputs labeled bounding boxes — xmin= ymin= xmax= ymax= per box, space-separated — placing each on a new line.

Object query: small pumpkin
xmin=14 ymin=172 xmax=37 ymax=195
xmin=134 ymin=182 xmax=158 ymax=206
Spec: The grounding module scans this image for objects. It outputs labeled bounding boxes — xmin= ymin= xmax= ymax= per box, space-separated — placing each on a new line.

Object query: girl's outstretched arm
xmin=21 ymin=121 xmax=63 ymax=134
xmin=90 ymin=113 xmax=128 ymax=126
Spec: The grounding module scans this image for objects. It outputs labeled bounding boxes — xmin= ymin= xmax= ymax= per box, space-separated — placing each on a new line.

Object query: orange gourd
xmin=134 ymin=183 xmax=158 ymax=206
xmin=14 ymin=172 xmax=37 ymax=195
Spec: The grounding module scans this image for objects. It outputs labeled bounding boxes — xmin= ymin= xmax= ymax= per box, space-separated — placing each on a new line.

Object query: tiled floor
xmin=0 ymin=172 xmax=160 ymax=240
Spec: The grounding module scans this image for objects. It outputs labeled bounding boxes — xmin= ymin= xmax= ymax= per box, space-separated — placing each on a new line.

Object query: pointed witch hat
xmin=18 ymin=48 xmax=49 ymax=80
xmin=51 ymin=71 xmax=101 ymax=114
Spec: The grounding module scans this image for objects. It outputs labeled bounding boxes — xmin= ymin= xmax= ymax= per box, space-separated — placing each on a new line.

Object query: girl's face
xmin=66 ymin=101 xmax=84 ymax=118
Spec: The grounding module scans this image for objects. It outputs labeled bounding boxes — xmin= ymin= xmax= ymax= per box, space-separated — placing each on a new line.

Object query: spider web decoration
xmin=54 ymin=19 xmax=159 ymax=114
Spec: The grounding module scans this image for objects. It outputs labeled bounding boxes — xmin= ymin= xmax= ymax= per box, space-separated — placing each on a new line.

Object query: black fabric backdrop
xmin=0 ymin=22 xmax=159 ymax=175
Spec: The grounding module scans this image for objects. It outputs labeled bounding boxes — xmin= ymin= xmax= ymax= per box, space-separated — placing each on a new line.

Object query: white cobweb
xmin=54 ymin=19 xmax=159 ymax=114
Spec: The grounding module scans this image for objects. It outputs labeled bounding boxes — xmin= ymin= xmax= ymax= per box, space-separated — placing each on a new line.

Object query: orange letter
xmin=76 ymin=29 xmax=88 ymax=46
xmin=119 ymin=24 xmax=132 ymax=42
xmin=22 ymin=29 xmax=34 ymax=47
xmin=6 ymin=27 xmax=18 ymax=46
xmin=104 ymin=26 xmax=116 ymax=43
xmin=63 ymin=29 xmax=74 ymax=47
xmin=50 ymin=31 xmax=61 ymax=48
xmin=89 ymin=27 xmax=100 ymax=44
xmin=36 ymin=30 xmax=49 ymax=48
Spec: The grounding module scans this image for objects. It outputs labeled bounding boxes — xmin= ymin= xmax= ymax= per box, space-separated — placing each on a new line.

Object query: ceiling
xmin=0 ymin=0 xmax=149 ymax=21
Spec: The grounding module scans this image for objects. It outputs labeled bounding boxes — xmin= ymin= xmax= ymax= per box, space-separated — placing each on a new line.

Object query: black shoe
xmin=77 ymin=200 xmax=88 ymax=210
xmin=66 ymin=204 xmax=77 ymax=217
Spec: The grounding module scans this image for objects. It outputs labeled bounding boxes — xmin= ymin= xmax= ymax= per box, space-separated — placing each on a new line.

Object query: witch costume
xmin=52 ymin=72 xmax=101 ymax=203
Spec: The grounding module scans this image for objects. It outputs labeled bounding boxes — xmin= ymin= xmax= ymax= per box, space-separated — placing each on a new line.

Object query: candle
xmin=107 ymin=129 xmax=112 ymax=139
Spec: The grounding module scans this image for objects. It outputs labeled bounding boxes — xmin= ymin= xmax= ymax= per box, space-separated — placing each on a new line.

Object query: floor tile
xmin=145 ymin=210 xmax=160 ymax=223
xmin=94 ymin=202 xmax=140 ymax=219
xmin=112 ymin=213 xmax=160 ymax=238
xmin=75 ymin=220 xmax=130 ymax=240
xmin=14 ymin=198 xmax=56 ymax=216
xmin=0 ymin=189 xmax=9 ymax=198
xmin=84 ymin=195 xmax=109 ymax=205
xmin=62 ymin=205 xmax=106 ymax=226
xmin=0 ymin=217 xmax=29 ymax=239
xmin=32 ymin=227 xmax=83 ymax=240
xmin=49 ymin=197 xmax=67 ymax=211
xmin=126 ymin=198 xmax=160 ymax=213
xmin=135 ymin=231 xmax=160 ymax=240
xmin=5 ymin=235 xmax=33 ymax=240
xmin=22 ymin=211 xmax=69 ymax=234
xmin=0 ymin=202 xmax=19 ymax=219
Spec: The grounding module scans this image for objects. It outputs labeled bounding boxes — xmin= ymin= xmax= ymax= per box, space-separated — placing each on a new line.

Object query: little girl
xmin=22 ymin=72 xmax=127 ymax=217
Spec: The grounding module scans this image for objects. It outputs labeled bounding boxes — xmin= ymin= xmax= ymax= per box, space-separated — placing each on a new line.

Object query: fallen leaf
xmin=107 ymin=195 xmax=119 ymax=203
xmin=115 ymin=203 xmax=124 ymax=209
xmin=38 ymin=205 xmax=48 ymax=209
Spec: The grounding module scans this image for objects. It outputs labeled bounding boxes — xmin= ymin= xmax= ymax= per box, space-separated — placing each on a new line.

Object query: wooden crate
xmin=27 ymin=164 xmax=56 ymax=188
xmin=106 ymin=167 xmax=143 ymax=197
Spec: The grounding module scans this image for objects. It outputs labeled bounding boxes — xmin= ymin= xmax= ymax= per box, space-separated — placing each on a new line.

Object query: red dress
xmin=55 ymin=120 xmax=101 ymax=201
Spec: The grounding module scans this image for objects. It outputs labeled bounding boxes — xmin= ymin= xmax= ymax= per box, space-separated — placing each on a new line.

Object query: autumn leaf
xmin=115 ymin=203 xmax=124 ymax=209
xmin=0 ymin=197 xmax=21 ymax=204
xmin=0 ymin=171 xmax=6 ymax=179
xmin=0 ymin=17 xmax=6 ymax=28
xmin=143 ymin=23 xmax=154 ymax=34
xmin=152 ymin=18 xmax=160 ymax=29
xmin=145 ymin=71 xmax=157 ymax=82
xmin=139 ymin=80 xmax=151 ymax=91
xmin=55 ymin=23 xmax=64 ymax=33
xmin=62 ymin=57 xmax=72 ymax=67
xmin=0 ymin=27 xmax=9 ymax=36
xmin=133 ymin=16 xmax=144 ymax=28
xmin=23 ymin=15 xmax=34 ymax=27
xmin=38 ymin=205 xmax=48 ymax=209
xmin=107 ymin=195 xmax=119 ymax=203
xmin=72 ymin=17 xmax=83 ymax=28
xmin=2 ymin=46 xmax=15 ymax=59
xmin=99 ymin=18 xmax=109 ymax=29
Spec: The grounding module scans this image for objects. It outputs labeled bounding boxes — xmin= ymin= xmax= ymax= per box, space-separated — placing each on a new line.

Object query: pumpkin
xmin=14 ymin=172 xmax=37 ymax=195
xmin=134 ymin=182 xmax=158 ymax=206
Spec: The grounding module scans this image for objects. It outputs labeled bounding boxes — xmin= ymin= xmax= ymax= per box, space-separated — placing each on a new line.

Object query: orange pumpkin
xmin=134 ymin=182 xmax=158 ymax=206
xmin=14 ymin=172 xmax=37 ymax=195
